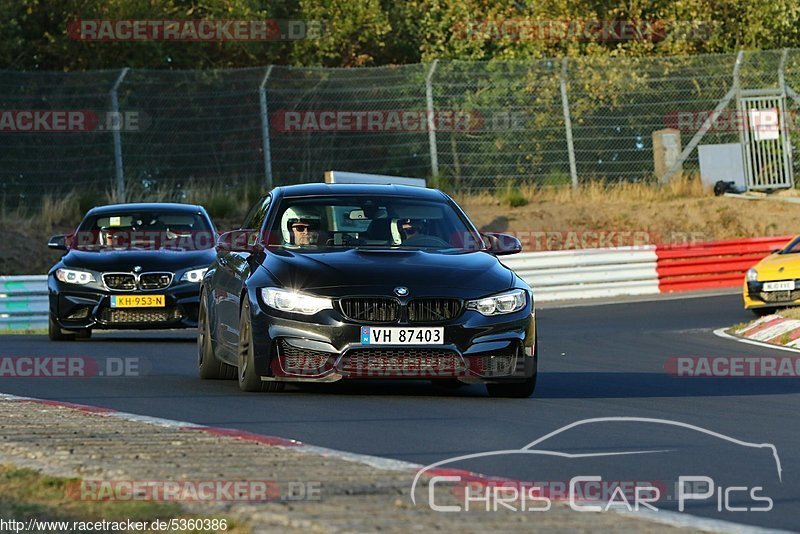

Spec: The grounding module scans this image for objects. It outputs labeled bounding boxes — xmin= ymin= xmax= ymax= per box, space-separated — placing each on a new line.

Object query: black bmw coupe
xmin=47 ymin=203 xmax=217 ymax=340
xmin=199 ymin=183 xmax=537 ymax=397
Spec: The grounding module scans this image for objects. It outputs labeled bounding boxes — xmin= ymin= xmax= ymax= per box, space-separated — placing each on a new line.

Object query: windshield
xmin=268 ymin=196 xmax=482 ymax=253
xmin=779 ymin=237 xmax=800 ymax=254
xmin=73 ymin=210 xmax=214 ymax=251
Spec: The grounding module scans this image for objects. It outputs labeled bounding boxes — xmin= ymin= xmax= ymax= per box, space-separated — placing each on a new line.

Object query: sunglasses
xmin=291 ymin=223 xmax=318 ymax=233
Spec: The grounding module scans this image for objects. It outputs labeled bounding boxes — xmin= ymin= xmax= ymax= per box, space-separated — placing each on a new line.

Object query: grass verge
xmin=3 ymin=174 xmax=800 ymax=274
xmin=0 ymin=465 xmax=246 ymax=533
xmin=0 ymin=328 xmax=47 ymax=335
xmin=774 ymin=307 xmax=800 ymax=320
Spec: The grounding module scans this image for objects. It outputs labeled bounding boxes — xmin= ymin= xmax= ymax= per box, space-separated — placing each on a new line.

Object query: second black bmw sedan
xmin=47 ymin=203 xmax=217 ymax=340
xmin=199 ymin=183 xmax=537 ymax=397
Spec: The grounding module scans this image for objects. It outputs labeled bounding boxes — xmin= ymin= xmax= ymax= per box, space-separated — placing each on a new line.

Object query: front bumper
xmin=743 ymin=279 xmax=800 ymax=309
xmin=248 ymin=296 xmax=537 ymax=384
xmin=49 ymin=278 xmax=201 ymax=331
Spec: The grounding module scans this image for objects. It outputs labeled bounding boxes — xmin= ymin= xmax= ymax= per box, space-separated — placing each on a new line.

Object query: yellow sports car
xmin=744 ymin=236 xmax=800 ymax=315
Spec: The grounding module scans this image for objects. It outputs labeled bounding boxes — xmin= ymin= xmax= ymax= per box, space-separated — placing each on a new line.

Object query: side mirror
xmin=481 ymin=232 xmax=522 ymax=256
xmin=216 ymin=229 xmax=260 ymax=253
xmin=48 ymin=234 xmax=68 ymax=250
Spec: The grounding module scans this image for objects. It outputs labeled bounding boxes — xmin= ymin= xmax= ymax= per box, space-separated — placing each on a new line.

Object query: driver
xmin=281 ymin=206 xmax=322 ymax=246
xmin=397 ymin=218 xmax=425 ymax=242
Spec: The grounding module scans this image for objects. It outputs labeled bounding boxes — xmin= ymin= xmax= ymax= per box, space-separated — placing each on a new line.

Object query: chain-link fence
xmin=2 ymin=48 xmax=800 ymax=207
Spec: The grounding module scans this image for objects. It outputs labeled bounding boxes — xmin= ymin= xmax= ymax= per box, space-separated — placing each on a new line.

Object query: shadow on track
xmin=536 ymin=372 xmax=800 ymax=398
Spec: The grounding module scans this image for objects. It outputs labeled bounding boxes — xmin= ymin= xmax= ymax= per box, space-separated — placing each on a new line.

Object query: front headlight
xmin=466 ymin=288 xmax=528 ymax=316
xmin=261 ymin=288 xmax=333 ymax=315
xmin=746 ymin=268 xmax=759 ymax=282
xmin=181 ymin=267 xmax=208 ymax=283
xmin=55 ymin=268 xmax=96 ymax=285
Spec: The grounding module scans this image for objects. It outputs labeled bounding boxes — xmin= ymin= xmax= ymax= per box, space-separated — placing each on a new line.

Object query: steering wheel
xmin=403 ymin=235 xmax=449 ymax=248
xmin=326 ymin=233 xmax=361 ymax=246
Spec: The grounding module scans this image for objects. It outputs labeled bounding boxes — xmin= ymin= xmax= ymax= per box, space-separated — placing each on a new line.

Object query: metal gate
xmin=737 ymin=89 xmax=794 ymax=190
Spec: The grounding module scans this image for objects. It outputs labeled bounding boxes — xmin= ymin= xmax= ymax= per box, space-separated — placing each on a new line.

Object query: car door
xmin=214 ymin=195 xmax=272 ymax=354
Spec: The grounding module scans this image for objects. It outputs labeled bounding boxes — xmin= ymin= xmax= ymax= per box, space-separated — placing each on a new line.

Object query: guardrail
xmin=0 ymin=275 xmax=48 ymax=330
xmin=0 ymin=236 xmax=793 ymax=330
xmin=655 ymin=236 xmax=793 ymax=292
xmin=502 ymin=236 xmax=793 ymax=301
xmin=500 ymin=246 xmax=660 ymax=301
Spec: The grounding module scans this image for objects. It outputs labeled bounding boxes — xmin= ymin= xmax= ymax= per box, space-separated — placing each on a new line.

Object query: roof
xmin=86 ymin=202 xmax=205 ymax=215
xmin=275 ymin=182 xmax=445 ymax=200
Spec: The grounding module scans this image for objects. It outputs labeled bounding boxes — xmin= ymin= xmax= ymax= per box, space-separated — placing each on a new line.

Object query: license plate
xmin=111 ymin=295 xmax=165 ymax=308
xmin=360 ymin=326 xmax=444 ymax=345
xmin=763 ymin=281 xmax=795 ymax=292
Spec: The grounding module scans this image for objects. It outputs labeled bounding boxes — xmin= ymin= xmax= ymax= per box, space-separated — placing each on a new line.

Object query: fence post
xmin=110 ymin=68 xmax=129 ymax=202
xmin=425 ymin=60 xmax=440 ymax=184
xmin=560 ymin=58 xmax=578 ymax=188
xmin=784 ymin=49 xmax=800 ymax=105
xmin=660 ymin=50 xmax=744 ymax=184
xmin=259 ymin=65 xmax=274 ymax=190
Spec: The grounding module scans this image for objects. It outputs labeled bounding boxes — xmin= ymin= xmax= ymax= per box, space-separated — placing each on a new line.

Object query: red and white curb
xmin=0 ymin=392 xmax=787 ymax=533
xmin=718 ymin=315 xmax=800 ymax=351
xmin=0 ymin=392 xmax=454 ymax=473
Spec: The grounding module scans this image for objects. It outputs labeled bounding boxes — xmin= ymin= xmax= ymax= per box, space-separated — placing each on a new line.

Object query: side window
xmin=242 ymin=195 xmax=271 ymax=230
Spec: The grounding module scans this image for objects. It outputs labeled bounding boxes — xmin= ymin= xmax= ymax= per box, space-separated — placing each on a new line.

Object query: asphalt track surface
xmin=2 ymin=293 xmax=799 ymax=531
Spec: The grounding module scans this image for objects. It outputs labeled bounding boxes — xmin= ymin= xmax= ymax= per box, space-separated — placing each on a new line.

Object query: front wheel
xmin=74 ymin=328 xmax=92 ymax=340
xmin=198 ymin=293 xmax=236 ymax=380
xmin=486 ymin=375 xmax=537 ymax=398
xmin=237 ymin=300 xmax=283 ymax=393
xmin=486 ymin=340 xmax=538 ymax=398
xmin=751 ymin=307 xmax=777 ymax=317
xmin=48 ymin=314 xmax=75 ymax=341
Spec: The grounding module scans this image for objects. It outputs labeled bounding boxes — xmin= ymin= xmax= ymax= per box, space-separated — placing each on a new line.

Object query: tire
xmin=433 ymin=379 xmax=466 ymax=390
xmin=751 ymin=307 xmax=777 ymax=317
xmin=485 ymin=341 xmax=538 ymax=399
xmin=237 ymin=300 xmax=283 ymax=393
xmin=48 ymin=314 xmax=75 ymax=341
xmin=198 ymin=293 xmax=236 ymax=380
xmin=74 ymin=328 xmax=92 ymax=340
xmin=485 ymin=375 xmax=537 ymax=398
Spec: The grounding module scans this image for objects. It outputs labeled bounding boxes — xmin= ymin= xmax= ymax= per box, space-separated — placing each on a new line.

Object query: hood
xmin=753 ymin=253 xmax=800 ymax=280
xmin=261 ymin=248 xmax=515 ymax=297
xmin=60 ymin=248 xmax=217 ymax=273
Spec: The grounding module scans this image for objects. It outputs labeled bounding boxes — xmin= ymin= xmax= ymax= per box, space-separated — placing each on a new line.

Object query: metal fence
xmin=0 ymin=276 xmax=48 ymax=330
xmin=3 ymin=48 xmax=800 ymax=206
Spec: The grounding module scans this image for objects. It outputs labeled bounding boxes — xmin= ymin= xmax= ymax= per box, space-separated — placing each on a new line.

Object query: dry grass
xmin=453 ymin=174 xmax=707 ymax=206
xmin=777 ymin=307 xmax=800 ymax=320
xmin=458 ymin=174 xmax=797 ymax=244
xmin=0 ymin=465 xmax=247 ymax=533
xmin=2 ymin=175 xmax=800 ymax=274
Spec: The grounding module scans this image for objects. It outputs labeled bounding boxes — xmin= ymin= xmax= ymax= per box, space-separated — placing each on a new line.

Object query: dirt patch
xmin=460 ymin=195 xmax=798 ymax=247
xmin=3 ymin=183 xmax=800 ymax=275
